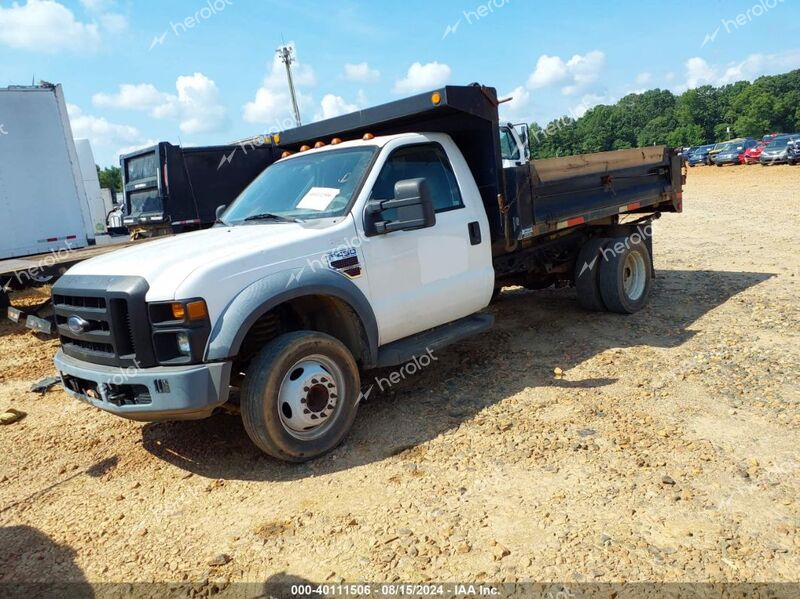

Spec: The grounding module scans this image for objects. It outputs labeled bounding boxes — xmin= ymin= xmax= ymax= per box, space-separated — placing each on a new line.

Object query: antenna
xmin=277 ymin=43 xmax=302 ymax=127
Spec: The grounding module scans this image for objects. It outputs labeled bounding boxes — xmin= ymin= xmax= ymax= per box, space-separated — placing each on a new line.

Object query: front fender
xmin=204 ymin=268 xmax=378 ymax=366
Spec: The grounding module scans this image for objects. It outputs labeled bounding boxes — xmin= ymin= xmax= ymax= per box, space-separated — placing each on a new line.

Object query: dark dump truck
xmin=53 ymin=84 xmax=684 ymax=461
xmin=120 ymin=141 xmax=277 ymax=236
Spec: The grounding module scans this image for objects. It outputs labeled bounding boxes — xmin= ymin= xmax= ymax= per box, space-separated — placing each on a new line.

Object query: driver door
xmin=358 ymin=141 xmax=493 ymax=345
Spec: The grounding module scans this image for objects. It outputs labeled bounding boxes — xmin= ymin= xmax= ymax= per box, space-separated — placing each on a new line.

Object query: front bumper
xmin=54 ymin=350 xmax=231 ymax=421
xmin=714 ymin=155 xmax=741 ymax=165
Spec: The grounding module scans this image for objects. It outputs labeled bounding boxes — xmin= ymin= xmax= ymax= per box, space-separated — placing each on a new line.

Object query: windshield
xmin=222 ymin=146 xmax=377 ymax=224
xmin=766 ymin=137 xmax=790 ymax=149
xmin=717 ymin=143 xmax=737 ymax=152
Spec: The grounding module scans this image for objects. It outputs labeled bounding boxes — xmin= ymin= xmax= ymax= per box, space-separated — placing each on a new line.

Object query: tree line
xmin=528 ymin=69 xmax=800 ymax=158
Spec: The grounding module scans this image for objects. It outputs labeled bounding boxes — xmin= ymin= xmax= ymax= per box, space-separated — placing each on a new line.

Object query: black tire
xmin=598 ymin=237 xmax=653 ymax=314
xmin=0 ymin=289 xmax=9 ymax=315
xmin=575 ymin=237 xmax=611 ymax=311
xmin=716 ymin=163 xmax=723 ymax=167
xmin=241 ymin=331 xmax=360 ymax=462
xmin=490 ymin=287 xmax=502 ymax=302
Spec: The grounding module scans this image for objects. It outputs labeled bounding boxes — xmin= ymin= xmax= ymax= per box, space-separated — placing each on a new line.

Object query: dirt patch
xmin=0 ymin=164 xmax=798 ymax=585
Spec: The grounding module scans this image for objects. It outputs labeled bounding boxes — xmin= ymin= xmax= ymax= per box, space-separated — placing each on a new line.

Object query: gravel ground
xmin=1 ymin=164 xmax=798 ymax=590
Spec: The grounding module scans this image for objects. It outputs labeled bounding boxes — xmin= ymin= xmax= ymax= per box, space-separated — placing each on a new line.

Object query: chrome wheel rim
xmin=277 ymin=354 xmax=345 ymax=440
xmin=623 ymin=251 xmax=647 ymax=301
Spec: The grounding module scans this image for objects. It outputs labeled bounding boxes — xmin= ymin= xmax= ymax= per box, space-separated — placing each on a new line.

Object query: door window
xmin=371 ymin=144 xmax=464 ymax=215
xmin=499 ymin=127 xmax=520 ymax=161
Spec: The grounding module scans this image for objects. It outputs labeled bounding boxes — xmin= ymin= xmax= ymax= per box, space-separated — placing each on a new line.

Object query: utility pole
xmin=277 ymin=44 xmax=302 ymax=127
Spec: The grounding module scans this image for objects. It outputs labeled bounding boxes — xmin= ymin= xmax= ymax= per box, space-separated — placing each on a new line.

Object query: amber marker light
xmin=186 ymin=300 xmax=208 ymax=321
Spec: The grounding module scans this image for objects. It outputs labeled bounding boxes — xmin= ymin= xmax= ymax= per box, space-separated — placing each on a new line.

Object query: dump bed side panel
xmin=501 ymin=146 xmax=683 ymax=251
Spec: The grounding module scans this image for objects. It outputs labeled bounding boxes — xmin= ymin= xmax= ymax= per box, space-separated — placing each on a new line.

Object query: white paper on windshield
xmin=297 ymin=187 xmax=340 ymax=211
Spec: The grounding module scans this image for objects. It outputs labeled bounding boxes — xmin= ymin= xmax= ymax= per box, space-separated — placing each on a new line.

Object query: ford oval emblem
xmin=67 ymin=315 xmax=90 ymax=334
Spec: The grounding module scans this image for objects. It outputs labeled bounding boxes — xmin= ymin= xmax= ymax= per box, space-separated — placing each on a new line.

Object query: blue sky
xmin=2 ymin=0 xmax=798 ymax=166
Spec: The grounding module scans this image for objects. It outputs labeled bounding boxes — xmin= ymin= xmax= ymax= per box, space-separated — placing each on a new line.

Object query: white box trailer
xmin=0 ymin=83 xmax=93 ymax=260
xmin=74 ymin=138 xmax=109 ymax=237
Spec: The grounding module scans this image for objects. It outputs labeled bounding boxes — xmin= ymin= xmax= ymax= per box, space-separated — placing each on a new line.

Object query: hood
xmin=67 ymin=223 xmax=330 ymax=298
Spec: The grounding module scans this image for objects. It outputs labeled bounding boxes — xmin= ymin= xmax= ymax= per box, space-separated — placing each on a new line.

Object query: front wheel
xmin=241 ymin=331 xmax=360 ymax=462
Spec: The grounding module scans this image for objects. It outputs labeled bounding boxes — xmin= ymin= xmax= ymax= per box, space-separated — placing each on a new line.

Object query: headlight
xmin=176 ymin=332 xmax=191 ymax=354
xmin=148 ymin=299 xmax=211 ymax=365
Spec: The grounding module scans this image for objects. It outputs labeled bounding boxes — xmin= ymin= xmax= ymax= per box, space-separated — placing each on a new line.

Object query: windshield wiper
xmin=243 ymin=212 xmax=302 ymax=224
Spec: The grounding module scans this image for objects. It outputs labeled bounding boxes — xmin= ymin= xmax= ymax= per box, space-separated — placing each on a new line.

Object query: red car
xmin=744 ymin=142 xmax=767 ymax=164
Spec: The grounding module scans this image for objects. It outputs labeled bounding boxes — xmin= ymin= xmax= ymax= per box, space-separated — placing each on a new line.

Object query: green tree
xmin=96 ymin=165 xmax=122 ymax=191
xmin=527 ymin=68 xmax=800 ymax=156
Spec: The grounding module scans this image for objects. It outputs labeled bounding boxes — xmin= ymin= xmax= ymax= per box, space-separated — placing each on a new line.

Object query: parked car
xmin=762 ymin=133 xmax=787 ymax=144
xmin=712 ymin=138 xmax=757 ymax=166
xmin=687 ymin=144 xmax=715 ymax=166
xmin=760 ymin=135 xmax=795 ymax=165
xmin=743 ymin=141 xmax=768 ymax=164
xmin=787 ymin=137 xmax=800 ymax=165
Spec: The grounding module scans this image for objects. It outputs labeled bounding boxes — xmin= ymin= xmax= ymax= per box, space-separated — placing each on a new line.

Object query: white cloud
xmin=393 ymin=62 xmax=451 ymax=94
xmin=67 ymin=103 xmax=141 ymax=146
xmin=315 ymin=94 xmax=359 ymax=121
xmin=171 ymin=73 xmax=229 ymax=134
xmin=99 ymin=12 xmax=127 ymax=33
xmin=527 ymin=51 xmax=606 ymax=96
xmin=92 ymin=74 xmax=228 ymax=135
xmin=343 ymin=62 xmax=380 ymax=82
xmin=498 ymin=86 xmax=531 ymax=122
xmin=636 ymin=72 xmax=652 ymax=85
xmin=243 ymin=43 xmax=315 ymax=127
xmin=0 ymin=0 xmax=101 ymax=52
xmin=682 ymin=57 xmax=718 ymax=90
xmin=93 ymin=83 xmax=169 ymax=110
xmin=116 ymin=139 xmax=158 ymax=158
xmin=527 ymin=55 xmax=568 ymax=88
xmin=677 ymin=50 xmax=800 ymax=92
xmin=79 ymin=0 xmax=113 ymax=11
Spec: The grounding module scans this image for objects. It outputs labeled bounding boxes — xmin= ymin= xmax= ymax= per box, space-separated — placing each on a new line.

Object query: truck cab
xmin=499 ymin=123 xmax=530 ymax=168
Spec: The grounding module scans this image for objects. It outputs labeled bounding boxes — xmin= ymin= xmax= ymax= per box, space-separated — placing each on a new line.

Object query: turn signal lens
xmin=273 ymin=134 xmax=280 ymax=144
xmin=431 ymin=92 xmax=442 ymax=105
xmin=171 ymin=303 xmax=186 ymax=320
xmin=186 ymin=300 xmax=208 ymax=321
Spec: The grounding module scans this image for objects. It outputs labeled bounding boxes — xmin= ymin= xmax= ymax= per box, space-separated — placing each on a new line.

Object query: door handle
xmin=468 ymin=221 xmax=481 ymax=245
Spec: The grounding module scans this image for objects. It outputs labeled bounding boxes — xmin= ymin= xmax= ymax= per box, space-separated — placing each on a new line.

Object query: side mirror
xmin=215 ymin=205 xmax=227 ymax=220
xmin=365 ymin=178 xmax=435 ymax=235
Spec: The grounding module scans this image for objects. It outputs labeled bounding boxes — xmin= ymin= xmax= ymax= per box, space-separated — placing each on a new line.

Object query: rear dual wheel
xmin=575 ymin=236 xmax=653 ymax=314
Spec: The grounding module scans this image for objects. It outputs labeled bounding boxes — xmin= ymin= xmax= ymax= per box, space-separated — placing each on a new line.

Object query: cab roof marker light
xmin=331 ymin=138 xmax=342 ymax=145
xmin=299 ymin=144 xmax=311 ymax=152
xmin=314 ymin=141 xmax=326 ymax=148
xmin=362 ymin=133 xmax=374 ymax=140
